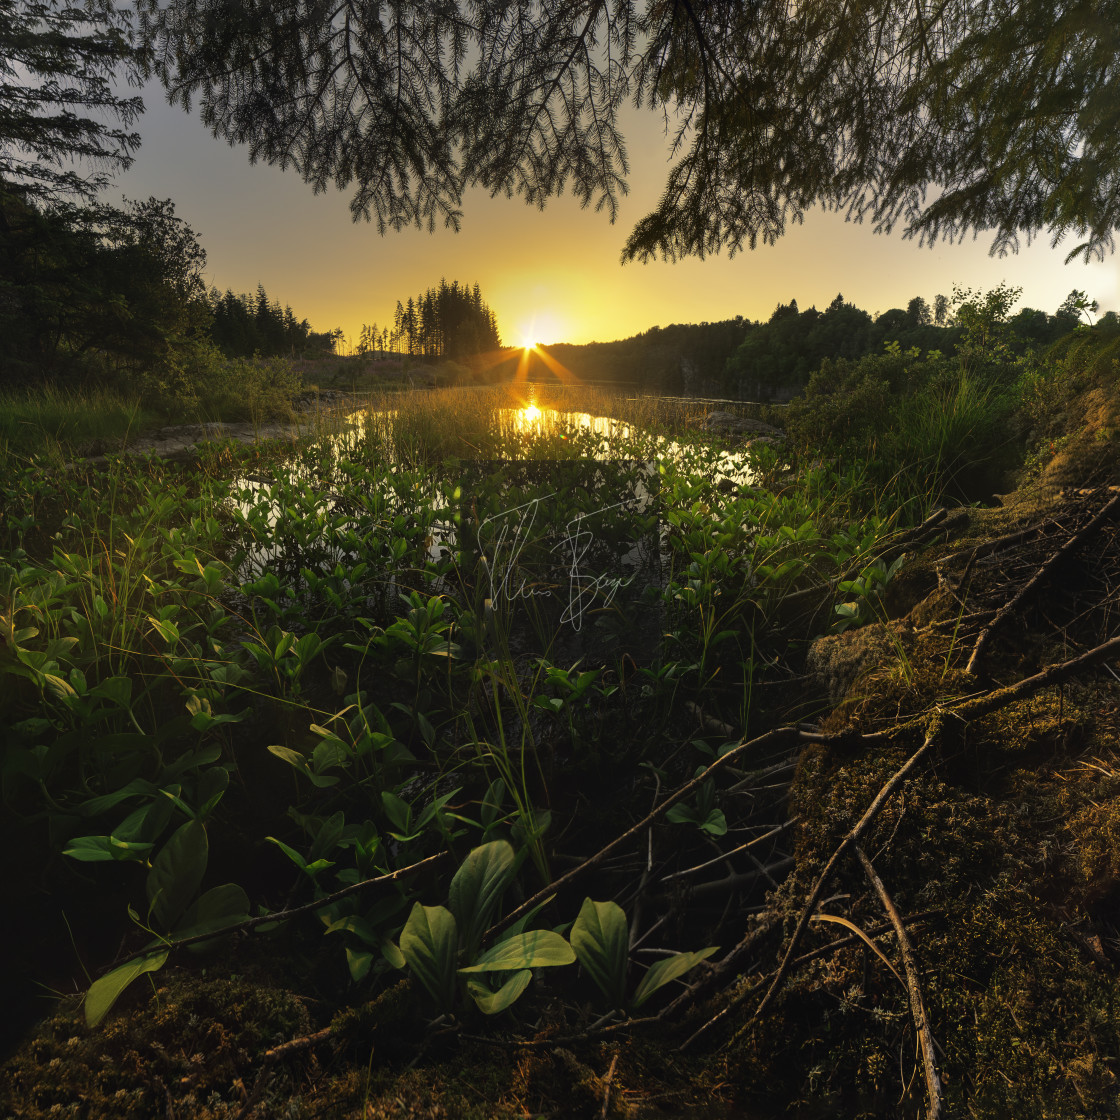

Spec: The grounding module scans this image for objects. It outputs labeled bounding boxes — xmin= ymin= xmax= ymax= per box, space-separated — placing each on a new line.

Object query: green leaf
xmin=665 ymin=802 xmax=698 ymax=826
xmin=75 ymin=779 xmax=156 ymax=824
xmin=448 ymin=841 xmax=515 ymax=960
xmin=632 ymin=947 xmax=718 ymax=1008
xmin=381 ymin=791 xmax=412 ymax=833
xmin=466 ymin=969 xmax=532 ymax=1015
xmin=381 ymin=937 xmax=407 ymax=970
xmin=346 ymin=948 xmax=374 ymax=983
xmin=148 ymin=616 xmax=180 ymax=644
xmin=324 ymin=914 xmax=377 ymax=945
xmin=195 ymin=766 xmax=230 ymax=817
xmin=266 ymin=835 xmax=308 ymax=871
xmin=399 ymin=903 xmax=459 ymax=1012
xmin=173 ymin=883 xmax=250 ymax=947
xmin=63 ymin=835 xmax=127 ymax=862
xmin=570 ymin=898 xmax=629 ymax=1009
xmin=700 ymin=808 xmax=728 ymax=837
xmin=459 ymin=930 xmax=575 ymax=973
xmin=85 ymin=950 xmax=168 ymax=1027
xmin=146 ymin=819 xmax=208 ymax=929
xmin=268 ymin=744 xmax=339 ymax=787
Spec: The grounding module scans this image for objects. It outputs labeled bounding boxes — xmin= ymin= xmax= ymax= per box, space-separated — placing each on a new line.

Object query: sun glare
xmin=522 ymin=403 xmax=542 ymax=422
xmin=521 ymin=337 xmax=538 ymax=351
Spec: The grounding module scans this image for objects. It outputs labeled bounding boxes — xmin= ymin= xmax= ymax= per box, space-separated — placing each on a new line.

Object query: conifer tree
xmin=141 ymin=0 xmax=1120 ymax=262
xmin=1 ymin=0 xmax=145 ymax=203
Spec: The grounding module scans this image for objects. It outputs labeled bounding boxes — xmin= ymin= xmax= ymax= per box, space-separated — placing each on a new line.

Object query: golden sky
xmin=118 ymin=85 xmax=1120 ymax=348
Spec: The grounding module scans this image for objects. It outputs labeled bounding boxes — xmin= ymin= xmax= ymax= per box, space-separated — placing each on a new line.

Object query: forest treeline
xmin=356 ymin=280 xmax=501 ymax=362
xmin=208 ymin=285 xmax=339 ymax=359
xmin=0 ymin=187 xmax=339 ymax=405
xmin=547 ymin=289 xmax=1107 ymax=398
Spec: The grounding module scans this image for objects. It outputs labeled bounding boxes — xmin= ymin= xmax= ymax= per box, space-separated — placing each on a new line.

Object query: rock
xmin=703 ymin=411 xmax=785 ymax=438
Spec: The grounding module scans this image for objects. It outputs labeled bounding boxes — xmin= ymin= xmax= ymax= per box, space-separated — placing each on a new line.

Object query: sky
xmin=113 ymin=82 xmax=1120 ymax=349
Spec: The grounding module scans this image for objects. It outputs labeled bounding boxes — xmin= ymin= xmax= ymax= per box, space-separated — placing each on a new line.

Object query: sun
xmin=520 ymin=336 xmax=538 ymax=351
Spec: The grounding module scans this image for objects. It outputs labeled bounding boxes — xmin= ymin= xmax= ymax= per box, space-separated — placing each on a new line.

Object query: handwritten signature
xmin=477 ymin=494 xmax=637 ymax=631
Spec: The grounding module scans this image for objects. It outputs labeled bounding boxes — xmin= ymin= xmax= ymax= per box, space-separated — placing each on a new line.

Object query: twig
xmin=663 ymin=857 xmax=795 ymax=901
xmin=685 ymin=700 xmax=737 ymax=737
xmin=600 ymin=1051 xmax=619 ymax=1119
xmin=235 ymin=1027 xmax=334 ymax=1120
xmin=660 ymin=817 xmax=800 ymax=882
xmin=489 ymin=727 xmax=800 ymax=940
xmin=683 ymin=724 xmax=938 ymax=1051
xmin=955 ymin=632 xmax=1120 ymax=723
xmin=854 ymin=845 xmax=943 ymax=1120
xmin=102 ymin=852 xmax=449 ymax=975
xmin=952 ymin=516 xmax=1054 ymax=589
xmin=966 ymin=494 xmax=1120 ymax=675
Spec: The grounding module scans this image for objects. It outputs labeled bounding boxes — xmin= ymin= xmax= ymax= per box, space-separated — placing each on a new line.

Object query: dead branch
xmin=660 ymin=817 xmax=800 ymax=882
xmin=489 ymin=726 xmax=801 ymax=941
xmin=854 ymin=845 xmax=943 ymax=1120
xmin=662 ymin=856 xmax=795 ymax=901
xmin=956 ymin=631 xmax=1120 ymax=723
xmin=685 ymin=699 xmax=737 ymax=737
xmin=102 ymin=852 xmax=449 ymax=975
xmin=683 ymin=724 xmax=939 ymax=1051
xmin=951 ymin=515 xmax=1055 ymax=589
xmin=966 ymin=493 xmax=1120 ymax=675
xmin=236 ymin=1027 xmax=334 ymax=1120
xmin=599 ymin=1051 xmax=619 ymax=1119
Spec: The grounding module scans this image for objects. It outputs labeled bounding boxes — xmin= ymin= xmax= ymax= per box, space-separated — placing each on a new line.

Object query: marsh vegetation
xmin=5 ymin=322 xmax=1120 ymax=1117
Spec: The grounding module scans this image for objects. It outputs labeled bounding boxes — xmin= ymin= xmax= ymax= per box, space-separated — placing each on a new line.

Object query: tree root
xmin=855 ymin=844 xmax=943 ymax=1120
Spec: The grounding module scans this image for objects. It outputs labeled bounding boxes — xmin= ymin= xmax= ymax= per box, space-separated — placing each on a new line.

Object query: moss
xmin=1068 ymin=797 xmax=1120 ymax=905
xmin=1 ymin=973 xmax=312 ymax=1120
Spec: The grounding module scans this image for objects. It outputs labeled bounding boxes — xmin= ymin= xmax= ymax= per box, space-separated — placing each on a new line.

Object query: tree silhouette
xmin=141 ymin=0 xmax=1120 ymax=261
xmin=1 ymin=0 xmax=145 ymax=203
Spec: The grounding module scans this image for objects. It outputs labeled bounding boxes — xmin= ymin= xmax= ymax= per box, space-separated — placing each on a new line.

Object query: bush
xmin=130 ymin=342 xmax=300 ymax=421
xmin=782 ymin=346 xmax=1018 ymax=514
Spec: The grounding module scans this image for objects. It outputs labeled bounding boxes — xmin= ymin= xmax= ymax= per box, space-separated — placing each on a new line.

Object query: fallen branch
xmin=855 ymin=845 xmax=943 ymax=1120
xmin=101 ymin=851 xmax=449 ymax=975
xmin=683 ymin=724 xmax=939 ymax=1051
xmin=966 ymin=493 xmax=1120 ymax=675
xmin=489 ymin=727 xmax=801 ymax=941
xmin=660 ymin=817 xmax=800 ymax=882
xmin=659 ymin=857 xmax=795 ymax=902
xmin=599 ymin=1051 xmax=619 ymax=1119
xmin=951 ymin=515 xmax=1056 ymax=590
xmin=236 ymin=1027 xmax=334 ymax=1120
xmin=956 ymin=631 xmax=1120 ymax=723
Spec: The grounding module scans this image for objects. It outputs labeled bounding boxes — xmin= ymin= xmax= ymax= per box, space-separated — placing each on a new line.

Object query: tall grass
xmin=350 ymin=383 xmax=711 ymax=467
xmin=0 ymin=384 xmax=155 ymax=467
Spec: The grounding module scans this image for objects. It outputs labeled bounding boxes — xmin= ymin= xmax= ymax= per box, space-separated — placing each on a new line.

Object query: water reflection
xmin=228 ymin=394 xmax=757 ymax=618
xmin=494 ymin=401 xmax=753 ymax=488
